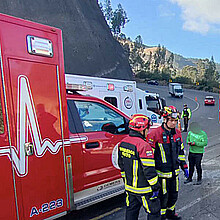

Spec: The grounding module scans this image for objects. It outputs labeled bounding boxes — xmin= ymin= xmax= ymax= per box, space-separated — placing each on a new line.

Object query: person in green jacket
xmin=184 ymin=122 xmax=208 ymax=185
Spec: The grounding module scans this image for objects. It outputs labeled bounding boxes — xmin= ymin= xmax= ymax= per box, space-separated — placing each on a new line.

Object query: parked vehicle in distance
xmin=168 ymin=83 xmax=183 ymax=98
xmin=147 ymin=80 xmax=159 ymax=85
xmin=204 ymin=96 xmax=215 ymax=105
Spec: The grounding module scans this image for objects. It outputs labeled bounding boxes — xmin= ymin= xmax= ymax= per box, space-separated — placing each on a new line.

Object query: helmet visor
xmin=171 ymin=112 xmax=178 ymax=119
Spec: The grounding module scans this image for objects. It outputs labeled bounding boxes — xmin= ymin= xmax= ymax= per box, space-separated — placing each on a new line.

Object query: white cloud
xmin=158 ymin=4 xmax=175 ymax=18
xmin=170 ymin=0 xmax=220 ymax=34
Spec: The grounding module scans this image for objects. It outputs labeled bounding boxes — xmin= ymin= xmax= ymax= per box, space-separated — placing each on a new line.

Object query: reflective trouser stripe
xmin=126 ymin=192 xmax=129 ymax=206
xmin=176 ymin=176 xmax=179 ymax=192
xmin=178 ymin=154 xmax=185 ymax=161
xmin=158 ymin=143 xmax=167 ymax=163
xmin=121 ymin=171 xmax=125 ymax=178
xmin=142 ymin=196 xmax=150 ymax=213
xmin=167 ymin=203 xmax=176 ymax=211
xmin=161 ymin=208 xmax=166 ymax=216
xmin=133 ymin=160 xmax=138 ymax=188
xmin=162 ymin=179 xmax=167 ymax=195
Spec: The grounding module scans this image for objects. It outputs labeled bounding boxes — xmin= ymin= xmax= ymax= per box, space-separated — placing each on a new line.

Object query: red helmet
xmin=129 ymin=114 xmax=152 ymax=131
xmin=160 ymin=106 xmax=179 ymax=119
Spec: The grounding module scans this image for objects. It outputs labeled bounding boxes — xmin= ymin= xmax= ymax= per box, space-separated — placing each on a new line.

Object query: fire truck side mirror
xmin=24 ymin=142 xmax=34 ymax=156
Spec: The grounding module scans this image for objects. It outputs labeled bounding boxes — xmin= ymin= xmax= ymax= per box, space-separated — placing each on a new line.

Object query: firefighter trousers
xmin=159 ymin=176 xmax=179 ymax=218
xmin=188 ymin=152 xmax=203 ymax=181
xmin=125 ymin=192 xmax=161 ymax=220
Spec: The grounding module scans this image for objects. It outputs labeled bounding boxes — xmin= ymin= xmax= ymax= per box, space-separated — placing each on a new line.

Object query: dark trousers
xmin=125 ymin=192 xmax=161 ymax=220
xmin=159 ymin=176 xmax=179 ymax=218
xmin=183 ymin=117 xmax=189 ymax=131
xmin=188 ymin=152 xmax=203 ymax=181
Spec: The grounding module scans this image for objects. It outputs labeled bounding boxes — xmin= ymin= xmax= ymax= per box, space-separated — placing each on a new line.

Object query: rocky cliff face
xmin=0 ymin=0 xmax=133 ymax=80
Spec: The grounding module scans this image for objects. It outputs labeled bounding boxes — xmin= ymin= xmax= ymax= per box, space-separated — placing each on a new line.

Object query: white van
xmin=169 ymin=83 xmax=183 ymax=98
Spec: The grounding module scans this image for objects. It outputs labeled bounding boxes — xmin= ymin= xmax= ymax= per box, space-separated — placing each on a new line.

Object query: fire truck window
xmin=75 ymin=100 xmax=127 ymax=133
xmin=67 ymin=100 xmax=84 ymax=133
xmin=104 ymin=97 xmax=118 ymax=108
xmin=0 ymin=97 xmax=4 ymax=134
xmin=139 ymin=99 xmax=143 ymax=110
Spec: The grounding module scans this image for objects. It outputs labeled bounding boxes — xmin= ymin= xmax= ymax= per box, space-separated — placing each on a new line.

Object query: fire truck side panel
xmin=0 ymin=14 xmax=69 ymax=219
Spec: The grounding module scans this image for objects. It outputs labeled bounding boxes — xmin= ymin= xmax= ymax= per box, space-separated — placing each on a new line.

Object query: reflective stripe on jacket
xmin=118 ymin=130 xmax=160 ymax=195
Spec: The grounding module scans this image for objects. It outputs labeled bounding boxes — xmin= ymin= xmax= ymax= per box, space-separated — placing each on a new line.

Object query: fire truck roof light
xmin=66 ymin=83 xmax=88 ymax=91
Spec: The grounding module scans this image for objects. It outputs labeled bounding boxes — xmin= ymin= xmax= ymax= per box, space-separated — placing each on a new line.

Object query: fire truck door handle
xmin=85 ymin=142 xmax=100 ymax=149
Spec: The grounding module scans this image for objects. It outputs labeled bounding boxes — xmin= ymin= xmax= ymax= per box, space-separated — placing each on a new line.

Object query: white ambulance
xmin=65 ymin=74 xmax=166 ymax=124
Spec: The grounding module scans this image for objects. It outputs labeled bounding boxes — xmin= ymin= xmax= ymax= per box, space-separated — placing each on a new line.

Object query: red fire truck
xmin=0 ymin=13 xmax=130 ymax=219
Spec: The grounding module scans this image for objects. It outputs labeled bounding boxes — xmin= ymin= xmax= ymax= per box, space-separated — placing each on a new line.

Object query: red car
xmin=204 ymin=96 xmax=215 ymax=105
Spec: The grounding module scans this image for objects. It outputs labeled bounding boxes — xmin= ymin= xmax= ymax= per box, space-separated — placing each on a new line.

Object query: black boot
xmin=193 ymin=179 xmax=202 ymax=185
xmin=166 ymin=210 xmax=182 ymax=220
xmin=184 ymin=178 xmax=192 ymax=184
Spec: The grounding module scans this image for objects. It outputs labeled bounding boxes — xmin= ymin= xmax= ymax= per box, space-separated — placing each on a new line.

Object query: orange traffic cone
xmin=195 ymin=97 xmax=197 ymax=101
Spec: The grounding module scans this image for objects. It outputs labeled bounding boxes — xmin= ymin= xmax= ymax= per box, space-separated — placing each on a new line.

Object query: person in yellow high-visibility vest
xmin=181 ymin=104 xmax=192 ymax=132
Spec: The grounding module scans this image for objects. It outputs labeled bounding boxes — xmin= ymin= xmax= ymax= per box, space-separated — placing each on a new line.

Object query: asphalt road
xmin=59 ymin=84 xmax=220 ymax=220
xmin=137 ymin=84 xmax=220 ymax=147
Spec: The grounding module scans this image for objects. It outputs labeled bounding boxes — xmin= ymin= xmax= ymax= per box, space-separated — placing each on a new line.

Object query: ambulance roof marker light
xmin=123 ymin=85 xmax=133 ymax=92
xmin=66 ymin=83 xmax=89 ymax=91
xmin=107 ymin=83 xmax=115 ymax=91
xmin=83 ymin=81 xmax=93 ymax=90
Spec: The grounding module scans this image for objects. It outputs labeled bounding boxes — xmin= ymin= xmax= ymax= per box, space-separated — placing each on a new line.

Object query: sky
xmin=108 ymin=0 xmax=220 ymax=63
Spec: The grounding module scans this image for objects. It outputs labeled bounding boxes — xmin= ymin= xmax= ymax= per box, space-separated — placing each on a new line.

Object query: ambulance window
xmin=0 ymin=96 xmax=4 ymax=134
xmin=139 ymin=99 xmax=143 ymax=110
xmin=145 ymin=96 xmax=160 ymax=114
xmin=74 ymin=100 xmax=128 ymax=134
xmin=104 ymin=97 xmax=118 ymax=108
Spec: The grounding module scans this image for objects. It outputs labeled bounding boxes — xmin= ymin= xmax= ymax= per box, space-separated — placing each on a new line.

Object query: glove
xmin=150 ymin=191 xmax=159 ymax=200
xmin=184 ymin=168 xmax=189 ymax=178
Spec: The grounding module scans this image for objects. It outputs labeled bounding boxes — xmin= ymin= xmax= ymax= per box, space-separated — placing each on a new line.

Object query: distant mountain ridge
xmin=118 ymin=38 xmax=220 ymax=77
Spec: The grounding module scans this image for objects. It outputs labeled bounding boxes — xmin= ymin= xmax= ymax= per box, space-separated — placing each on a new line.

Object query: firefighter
xmin=118 ymin=114 xmax=161 ymax=220
xmin=147 ymin=106 xmax=189 ymax=220
xmin=181 ymin=104 xmax=191 ymax=132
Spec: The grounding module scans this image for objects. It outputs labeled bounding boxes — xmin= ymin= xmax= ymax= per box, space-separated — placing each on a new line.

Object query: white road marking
xmin=177 ymin=186 xmax=220 ymax=213
xmin=90 ymin=207 xmax=122 ymax=220
xmin=184 ymin=95 xmax=200 ymax=113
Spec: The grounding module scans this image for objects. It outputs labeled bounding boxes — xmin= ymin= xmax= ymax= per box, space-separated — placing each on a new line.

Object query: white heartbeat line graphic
xmin=0 ymin=75 xmax=87 ymax=177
